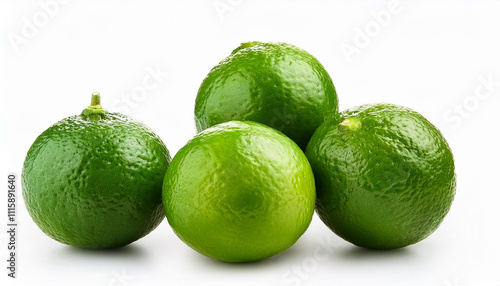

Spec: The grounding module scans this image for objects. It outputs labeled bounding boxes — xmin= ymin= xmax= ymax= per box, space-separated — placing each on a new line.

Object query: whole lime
xmin=163 ymin=121 xmax=316 ymax=262
xmin=22 ymin=92 xmax=171 ymax=248
xmin=194 ymin=41 xmax=338 ymax=150
xmin=305 ymin=103 xmax=456 ymax=249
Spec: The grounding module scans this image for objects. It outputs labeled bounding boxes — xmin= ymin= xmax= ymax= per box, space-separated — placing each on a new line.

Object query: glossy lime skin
xmin=163 ymin=121 xmax=316 ymax=262
xmin=195 ymin=41 xmax=338 ymax=150
xmin=305 ymin=104 xmax=456 ymax=249
xmin=22 ymin=113 xmax=171 ymax=248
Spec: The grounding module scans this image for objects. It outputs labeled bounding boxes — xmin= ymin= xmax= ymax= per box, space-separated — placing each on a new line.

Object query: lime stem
xmin=340 ymin=117 xmax=362 ymax=131
xmin=90 ymin=91 xmax=101 ymax=107
xmin=81 ymin=91 xmax=107 ymax=119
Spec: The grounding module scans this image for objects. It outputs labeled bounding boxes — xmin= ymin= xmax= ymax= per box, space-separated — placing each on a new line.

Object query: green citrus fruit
xmin=163 ymin=121 xmax=315 ymax=262
xmin=194 ymin=41 xmax=338 ymax=150
xmin=305 ymin=103 xmax=456 ymax=249
xmin=22 ymin=92 xmax=171 ymax=248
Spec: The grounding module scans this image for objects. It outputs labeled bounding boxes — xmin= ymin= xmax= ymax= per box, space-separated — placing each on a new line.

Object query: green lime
xmin=195 ymin=41 xmax=338 ymax=150
xmin=305 ymin=103 xmax=456 ymax=249
xmin=22 ymin=92 xmax=171 ymax=248
xmin=163 ymin=121 xmax=316 ymax=262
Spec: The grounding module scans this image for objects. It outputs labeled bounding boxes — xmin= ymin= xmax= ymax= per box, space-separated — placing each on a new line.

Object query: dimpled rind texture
xmin=194 ymin=41 xmax=339 ymax=150
xmin=163 ymin=121 xmax=316 ymax=262
xmin=22 ymin=113 xmax=171 ymax=248
xmin=305 ymin=104 xmax=456 ymax=249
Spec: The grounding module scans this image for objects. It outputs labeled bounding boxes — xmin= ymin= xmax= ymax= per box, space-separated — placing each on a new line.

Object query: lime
xmin=195 ymin=41 xmax=338 ymax=150
xmin=22 ymin=92 xmax=171 ymax=248
xmin=305 ymin=103 xmax=456 ymax=249
xmin=163 ymin=121 xmax=316 ymax=262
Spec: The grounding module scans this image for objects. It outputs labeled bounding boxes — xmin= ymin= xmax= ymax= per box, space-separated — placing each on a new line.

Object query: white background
xmin=1 ymin=1 xmax=499 ymax=286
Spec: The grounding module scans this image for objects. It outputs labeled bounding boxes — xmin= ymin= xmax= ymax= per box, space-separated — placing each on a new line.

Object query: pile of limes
xmin=22 ymin=41 xmax=456 ymax=262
